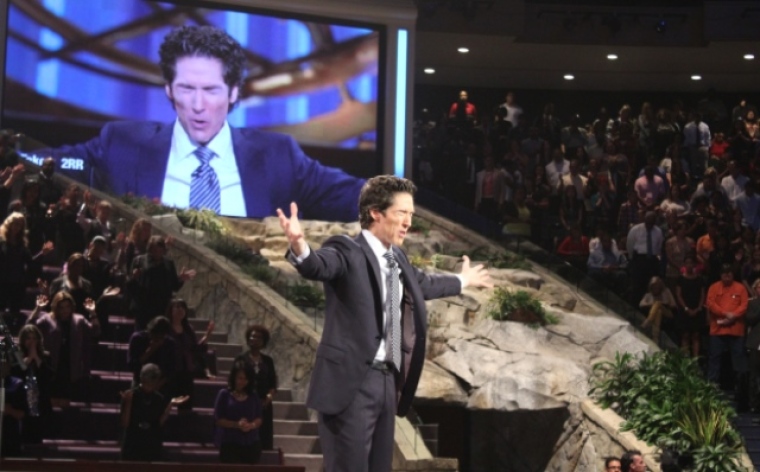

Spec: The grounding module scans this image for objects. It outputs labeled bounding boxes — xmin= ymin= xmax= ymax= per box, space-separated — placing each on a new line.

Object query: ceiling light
xmin=564 ymin=74 xmax=575 ymax=80
xmin=744 ymin=54 xmax=755 ymax=60
xmin=691 ymin=75 xmax=702 ymax=81
xmin=607 ymin=54 xmax=618 ymax=60
xmin=457 ymin=47 xmax=469 ymax=53
xmin=423 ymin=68 xmax=435 ymax=74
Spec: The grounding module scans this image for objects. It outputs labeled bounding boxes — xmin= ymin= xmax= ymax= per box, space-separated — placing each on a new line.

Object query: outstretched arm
xmin=459 ymin=255 xmax=493 ymax=289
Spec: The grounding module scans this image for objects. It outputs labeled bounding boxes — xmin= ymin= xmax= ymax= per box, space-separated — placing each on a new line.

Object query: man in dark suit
xmin=278 ymin=175 xmax=491 ymax=472
xmin=40 ymin=25 xmax=363 ymax=222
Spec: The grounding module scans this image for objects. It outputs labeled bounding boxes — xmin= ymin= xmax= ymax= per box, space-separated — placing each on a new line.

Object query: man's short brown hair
xmin=358 ymin=175 xmax=416 ymax=229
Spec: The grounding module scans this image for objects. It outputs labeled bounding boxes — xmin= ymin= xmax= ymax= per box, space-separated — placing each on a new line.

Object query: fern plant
xmin=487 ymin=288 xmax=556 ymax=326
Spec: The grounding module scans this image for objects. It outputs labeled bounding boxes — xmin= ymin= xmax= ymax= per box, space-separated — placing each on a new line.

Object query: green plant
xmin=177 ymin=208 xmax=227 ymax=235
xmin=242 ymin=262 xmax=276 ymax=283
xmin=409 ymin=217 xmax=430 ymax=236
xmin=409 ymin=254 xmax=429 ymax=269
xmin=486 ymin=288 xmax=555 ymax=326
xmin=589 ymin=351 xmax=746 ymax=472
xmin=287 ymin=282 xmax=325 ymax=309
xmin=205 ymin=237 xmax=261 ymax=266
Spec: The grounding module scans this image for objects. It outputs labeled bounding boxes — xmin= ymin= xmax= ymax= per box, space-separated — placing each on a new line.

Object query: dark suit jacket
xmin=46 ymin=121 xmax=365 ymax=222
xmin=294 ymin=233 xmax=461 ymax=417
xmin=746 ymin=298 xmax=760 ymax=349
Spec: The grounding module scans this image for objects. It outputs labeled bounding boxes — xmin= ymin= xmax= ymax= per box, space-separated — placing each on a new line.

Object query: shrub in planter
xmin=487 ymin=288 xmax=557 ymax=326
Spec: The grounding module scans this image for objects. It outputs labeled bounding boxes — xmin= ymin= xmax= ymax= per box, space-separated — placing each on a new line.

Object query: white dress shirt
xmin=626 ymin=223 xmax=664 ymax=257
xmin=161 ymin=120 xmax=247 ymax=217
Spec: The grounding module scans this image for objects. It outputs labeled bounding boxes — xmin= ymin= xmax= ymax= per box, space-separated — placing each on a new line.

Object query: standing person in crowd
xmin=634 ymin=160 xmax=667 ymax=210
xmin=683 ymin=111 xmax=711 ymax=178
xmin=604 ymin=457 xmax=622 ymax=472
xmin=744 ymin=279 xmax=760 ymax=412
xmin=12 ymin=324 xmax=54 ymax=444
xmin=498 ymin=91 xmax=522 ymax=128
xmin=626 ymin=212 xmax=663 ymax=304
xmin=235 ymin=325 xmax=277 ymax=451
xmin=448 ymin=90 xmax=477 ymax=125
xmin=0 ymin=212 xmax=53 ymax=319
xmin=675 ymin=255 xmax=705 ymax=358
xmin=127 ymin=316 xmax=178 ymax=394
xmin=50 ymin=184 xmax=86 ymax=261
xmin=620 ymin=450 xmax=647 ymax=472
xmin=640 ymin=276 xmax=677 ymax=344
xmin=213 ymin=362 xmax=263 ymax=464
xmin=18 ymin=179 xmax=48 ymax=254
xmin=49 ymin=252 xmax=93 ymax=315
xmin=278 ymin=175 xmax=491 ymax=472
xmin=128 ymin=235 xmax=195 ymax=329
xmin=720 ymin=160 xmax=748 ymax=205
xmin=77 ymin=196 xmax=116 ymax=248
xmin=664 ymin=222 xmax=694 ymax=290
xmin=119 ymin=218 xmax=152 ymax=274
xmin=166 ymin=299 xmax=213 ymax=411
xmin=474 ymin=155 xmax=503 ymax=221
xmin=706 ymin=265 xmax=748 ymax=394
xmin=37 ymin=157 xmax=62 ymax=208
xmin=735 ymin=180 xmax=760 ymax=232
xmin=120 ymin=363 xmax=188 ymax=462
xmin=27 ymin=291 xmax=100 ymax=406
xmin=545 ymin=148 xmax=570 ymax=197
xmin=0 ymin=358 xmax=25 ymax=458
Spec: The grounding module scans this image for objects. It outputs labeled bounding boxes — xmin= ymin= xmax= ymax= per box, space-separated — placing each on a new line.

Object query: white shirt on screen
xmin=161 ymin=120 xmax=247 ymax=217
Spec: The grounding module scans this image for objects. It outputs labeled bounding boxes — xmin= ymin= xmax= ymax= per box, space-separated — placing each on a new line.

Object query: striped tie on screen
xmin=189 ymin=146 xmax=220 ymax=213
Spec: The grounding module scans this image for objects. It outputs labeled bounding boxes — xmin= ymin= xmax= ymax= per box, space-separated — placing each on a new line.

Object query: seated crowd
xmin=419 ymin=91 xmax=760 ymax=408
xmin=0 ymin=147 xmax=277 ymax=464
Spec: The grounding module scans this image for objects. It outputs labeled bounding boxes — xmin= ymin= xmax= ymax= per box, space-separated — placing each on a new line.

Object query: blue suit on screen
xmin=45 ymin=121 xmax=365 ymax=222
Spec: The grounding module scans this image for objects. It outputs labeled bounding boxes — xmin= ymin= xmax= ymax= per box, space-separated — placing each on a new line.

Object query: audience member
xmin=28 ymin=291 xmax=100 ymax=406
xmin=626 ymin=212 xmax=663 ymax=303
xmin=0 ymin=359 xmax=25 ymax=458
xmin=49 ymin=253 xmax=93 ymax=315
xmin=745 ymin=279 xmax=760 ymax=412
xmin=13 ymin=324 xmax=54 ymax=444
xmin=640 ymin=276 xmax=677 ymax=344
xmin=166 ymin=298 xmax=213 ymax=411
xmin=127 ymin=316 xmax=178 ymax=393
xmin=474 ymin=155 xmax=503 ymax=221
xmin=37 ymin=157 xmax=61 ymax=208
xmin=664 ymin=222 xmax=694 ymax=289
xmin=498 ymin=91 xmax=522 ymax=127
xmin=620 ymin=450 xmax=646 ymax=472
xmin=120 ymin=363 xmax=187 ymax=461
xmin=675 ymin=255 xmax=705 ymax=357
xmin=128 ymin=235 xmax=195 ymax=329
xmin=0 ymin=212 xmax=53 ymax=318
xmin=604 ymin=456 xmax=622 ymax=472
xmin=706 ymin=265 xmax=748 ymax=394
xmin=448 ymin=90 xmax=477 ymax=125
xmin=235 ymin=325 xmax=278 ymax=451
xmin=213 ymin=362 xmax=263 ymax=464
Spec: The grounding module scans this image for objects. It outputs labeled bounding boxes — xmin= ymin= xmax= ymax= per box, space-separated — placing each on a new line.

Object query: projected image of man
xmin=41 ymin=26 xmax=364 ymax=221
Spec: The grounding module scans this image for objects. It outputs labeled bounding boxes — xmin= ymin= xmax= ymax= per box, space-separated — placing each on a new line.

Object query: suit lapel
xmin=231 ymin=127 xmax=270 ymax=218
xmin=135 ymin=123 xmax=173 ymax=199
xmin=357 ymin=233 xmax=384 ymax=334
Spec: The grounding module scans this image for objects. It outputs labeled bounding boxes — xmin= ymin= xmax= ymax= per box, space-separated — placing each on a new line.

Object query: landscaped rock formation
xmin=214 ymin=216 xmax=657 ymax=472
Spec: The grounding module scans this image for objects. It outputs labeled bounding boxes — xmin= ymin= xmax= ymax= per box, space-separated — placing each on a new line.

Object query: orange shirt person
xmin=706 ymin=269 xmax=748 ymax=337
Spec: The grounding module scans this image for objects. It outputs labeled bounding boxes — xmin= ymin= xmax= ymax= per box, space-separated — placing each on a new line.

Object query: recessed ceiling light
xmin=423 ymin=68 xmax=435 ymax=74
xmin=564 ymin=74 xmax=575 ymax=80
xmin=607 ymin=54 xmax=618 ymax=60
xmin=744 ymin=54 xmax=755 ymax=60
xmin=457 ymin=47 xmax=469 ymax=53
xmin=691 ymin=75 xmax=702 ymax=81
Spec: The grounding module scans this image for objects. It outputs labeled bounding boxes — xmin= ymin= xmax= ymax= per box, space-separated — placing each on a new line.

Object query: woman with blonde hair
xmin=0 ymin=212 xmax=53 ymax=316
xmin=640 ymin=276 xmax=677 ymax=344
xmin=118 ymin=218 xmax=152 ymax=273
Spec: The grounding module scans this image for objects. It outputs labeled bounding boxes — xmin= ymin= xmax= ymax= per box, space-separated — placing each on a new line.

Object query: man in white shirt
xmin=720 ymin=160 xmax=748 ymax=206
xmin=498 ymin=91 xmax=523 ymax=128
xmin=683 ymin=111 xmax=711 ymax=178
xmin=545 ymin=149 xmax=570 ymax=195
xmin=626 ymin=212 xmax=663 ymax=303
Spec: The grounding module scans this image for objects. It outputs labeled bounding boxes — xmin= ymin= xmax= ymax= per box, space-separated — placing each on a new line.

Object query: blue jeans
xmin=708 ymin=335 xmax=748 ymax=384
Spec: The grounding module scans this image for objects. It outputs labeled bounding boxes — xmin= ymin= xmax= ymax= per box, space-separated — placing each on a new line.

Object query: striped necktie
xmin=383 ymin=250 xmax=401 ymax=372
xmin=189 ymin=146 xmax=220 ymax=213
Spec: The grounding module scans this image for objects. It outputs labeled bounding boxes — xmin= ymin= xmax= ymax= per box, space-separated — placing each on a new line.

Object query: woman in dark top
xmin=166 ymin=299 xmax=213 ymax=411
xmin=118 ymin=218 xmax=152 ymax=275
xmin=120 ymin=363 xmax=187 ymax=461
xmin=235 ymin=325 xmax=277 ymax=450
xmin=19 ymin=180 xmax=48 ymax=254
xmin=49 ymin=253 xmax=93 ymax=316
xmin=675 ymin=255 xmax=705 ymax=358
xmin=0 ymin=212 xmax=52 ymax=317
xmin=214 ymin=362 xmax=263 ymax=464
xmin=12 ymin=324 xmax=54 ymax=444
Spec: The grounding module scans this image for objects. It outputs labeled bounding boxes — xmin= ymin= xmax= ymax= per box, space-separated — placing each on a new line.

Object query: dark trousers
xmin=219 ymin=441 xmax=262 ymax=464
xmin=708 ymin=335 xmax=748 ymax=383
xmin=629 ymin=254 xmax=660 ymax=304
xmin=318 ymin=366 xmax=397 ymax=472
xmin=749 ymin=349 xmax=760 ymax=409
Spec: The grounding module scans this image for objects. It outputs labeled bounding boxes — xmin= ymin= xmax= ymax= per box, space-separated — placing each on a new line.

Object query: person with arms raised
xmin=277 ymin=175 xmax=492 ymax=472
